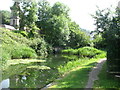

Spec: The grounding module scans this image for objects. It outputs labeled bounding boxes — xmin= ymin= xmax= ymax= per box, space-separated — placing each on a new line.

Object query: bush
xmin=11 ymin=45 xmax=37 ymax=59
xmin=30 ymin=38 xmax=48 ymax=56
xmin=78 ymin=47 xmax=103 ymax=57
xmin=1 ymin=51 xmax=11 ymax=68
xmin=61 ymin=47 xmax=105 ymax=58
xmin=1 ymin=28 xmax=30 ymax=45
xmin=0 ymin=28 xmax=38 ymax=68
xmin=2 ymin=43 xmax=37 ymax=59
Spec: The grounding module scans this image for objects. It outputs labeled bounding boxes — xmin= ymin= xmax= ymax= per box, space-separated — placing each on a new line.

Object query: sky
xmin=0 ymin=0 xmax=119 ymax=31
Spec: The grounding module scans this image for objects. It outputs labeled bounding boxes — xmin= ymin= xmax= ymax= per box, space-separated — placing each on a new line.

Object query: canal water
xmin=1 ymin=54 xmax=80 ymax=89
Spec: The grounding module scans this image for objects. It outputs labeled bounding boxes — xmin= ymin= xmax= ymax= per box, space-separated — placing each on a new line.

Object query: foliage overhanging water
xmin=1 ymin=54 xmax=80 ymax=88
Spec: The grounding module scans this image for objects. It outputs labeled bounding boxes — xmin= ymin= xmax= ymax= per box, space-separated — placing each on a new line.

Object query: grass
xmin=93 ymin=62 xmax=120 ymax=89
xmin=59 ymin=47 xmax=106 ymax=74
xmin=51 ymin=67 xmax=90 ymax=88
xmin=0 ymin=28 xmax=38 ymax=67
xmin=27 ymin=65 xmax=50 ymax=69
xmin=49 ymin=52 xmax=106 ymax=88
xmin=0 ymin=28 xmax=50 ymax=68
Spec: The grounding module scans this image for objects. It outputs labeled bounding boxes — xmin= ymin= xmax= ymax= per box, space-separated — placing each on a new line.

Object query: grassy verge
xmin=93 ymin=62 xmax=120 ymax=89
xmin=0 ymin=27 xmax=51 ymax=69
xmin=49 ymin=52 xmax=106 ymax=88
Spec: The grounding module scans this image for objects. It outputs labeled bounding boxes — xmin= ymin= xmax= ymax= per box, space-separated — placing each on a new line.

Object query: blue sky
xmin=0 ymin=0 xmax=119 ymax=31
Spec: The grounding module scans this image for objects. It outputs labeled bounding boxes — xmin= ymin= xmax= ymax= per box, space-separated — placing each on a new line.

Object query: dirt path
xmin=85 ymin=58 xmax=106 ymax=88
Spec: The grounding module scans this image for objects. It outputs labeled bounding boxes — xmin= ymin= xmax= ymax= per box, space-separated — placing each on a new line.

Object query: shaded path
xmin=85 ymin=58 xmax=106 ymax=88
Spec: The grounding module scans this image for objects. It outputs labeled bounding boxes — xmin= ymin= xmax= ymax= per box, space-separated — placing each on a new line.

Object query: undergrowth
xmin=62 ymin=46 xmax=105 ymax=58
xmin=49 ymin=47 xmax=106 ymax=88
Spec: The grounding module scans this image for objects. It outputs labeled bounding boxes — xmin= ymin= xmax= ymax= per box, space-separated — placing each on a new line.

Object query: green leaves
xmin=37 ymin=1 xmax=71 ymax=47
xmin=0 ymin=10 xmax=11 ymax=25
xmin=92 ymin=7 xmax=120 ymax=72
xmin=51 ymin=2 xmax=70 ymax=17
xmin=68 ymin=21 xmax=91 ymax=48
xmin=19 ymin=1 xmax=39 ymax=38
xmin=45 ymin=15 xmax=70 ymax=46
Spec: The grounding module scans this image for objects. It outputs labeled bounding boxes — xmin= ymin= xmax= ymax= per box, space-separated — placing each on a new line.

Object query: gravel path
xmin=85 ymin=58 xmax=106 ymax=88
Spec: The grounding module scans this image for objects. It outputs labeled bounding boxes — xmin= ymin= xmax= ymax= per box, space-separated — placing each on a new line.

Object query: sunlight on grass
xmin=49 ymin=56 xmax=106 ymax=88
xmin=27 ymin=65 xmax=50 ymax=69
xmin=7 ymin=59 xmax=45 ymax=64
xmin=94 ymin=62 xmax=120 ymax=88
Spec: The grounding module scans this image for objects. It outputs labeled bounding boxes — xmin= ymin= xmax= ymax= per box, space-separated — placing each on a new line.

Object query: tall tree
xmin=45 ymin=15 xmax=70 ymax=47
xmin=36 ymin=0 xmax=51 ymax=34
xmin=68 ymin=21 xmax=91 ymax=48
xmin=51 ymin=2 xmax=70 ymax=17
xmin=37 ymin=1 xmax=70 ymax=47
xmin=37 ymin=0 xmax=51 ymax=21
xmin=92 ymin=7 xmax=120 ymax=72
xmin=19 ymin=0 xmax=38 ymax=37
xmin=0 ymin=10 xmax=11 ymax=25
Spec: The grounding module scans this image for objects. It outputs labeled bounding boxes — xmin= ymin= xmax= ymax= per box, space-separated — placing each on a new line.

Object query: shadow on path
xmin=85 ymin=58 xmax=106 ymax=88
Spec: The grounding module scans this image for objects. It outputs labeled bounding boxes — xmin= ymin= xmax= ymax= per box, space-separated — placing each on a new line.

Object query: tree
xmin=19 ymin=0 xmax=38 ymax=38
xmin=92 ymin=34 xmax=106 ymax=49
xmin=37 ymin=1 xmax=70 ymax=47
xmin=37 ymin=0 xmax=51 ymax=21
xmin=36 ymin=0 xmax=51 ymax=35
xmin=36 ymin=1 xmax=90 ymax=48
xmin=0 ymin=10 xmax=11 ymax=25
xmin=68 ymin=21 xmax=91 ymax=48
xmin=92 ymin=7 xmax=120 ymax=72
xmin=51 ymin=2 xmax=70 ymax=17
xmin=44 ymin=15 xmax=70 ymax=47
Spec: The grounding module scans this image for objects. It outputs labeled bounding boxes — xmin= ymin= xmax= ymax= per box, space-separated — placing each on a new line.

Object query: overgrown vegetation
xmin=62 ymin=47 xmax=105 ymax=58
xmin=49 ymin=47 xmax=106 ymax=88
xmin=0 ymin=28 xmax=49 ymax=69
xmin=92 ymin=7 xmax=120 ymax=72
xmin=1 ymin=0 xmax=91 ymax=71
xmin=2 ymin=0 xmax=119 ymax=88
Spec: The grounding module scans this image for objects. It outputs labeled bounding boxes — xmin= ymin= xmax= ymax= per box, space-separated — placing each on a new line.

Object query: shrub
xmin=2 ymin=43 xmax=37 ymax=59
xmin=1 ymin=28 xmax=30 ymax=45
xmin=0 ymin=51 xmax=11 ymax=68
xmin=0 ymin=28 xmax=38 ymax=68
xmin=30 ymin=38 xmax=48 ymax=56
xmin=61 ymin=49 xmax=78 ymax=55
xmin=61 ymin=47 xmax=105 ymax=58
xmin=78 ymin=47 xmax=103 ymax=57
xmin=11 ymin=45 xmax=37 ymax=59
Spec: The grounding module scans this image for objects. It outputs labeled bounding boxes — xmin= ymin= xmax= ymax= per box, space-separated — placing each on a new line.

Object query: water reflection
xmin=1 ymin=54 xmax=80 ymax=88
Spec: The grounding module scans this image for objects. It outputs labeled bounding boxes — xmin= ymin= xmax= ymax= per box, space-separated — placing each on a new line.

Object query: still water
xmin=1 ymin=54 xmax=80 ymax=89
